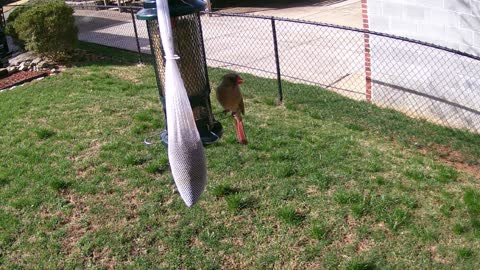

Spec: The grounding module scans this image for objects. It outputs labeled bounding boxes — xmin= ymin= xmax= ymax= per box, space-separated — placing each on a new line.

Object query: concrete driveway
xmin=74 ymin=9 xmax=151 ymax=53
xmin=200 ymin=13 xmax=366 ymax=100
xmin=250 ymin=0 xmax=362 ymax=28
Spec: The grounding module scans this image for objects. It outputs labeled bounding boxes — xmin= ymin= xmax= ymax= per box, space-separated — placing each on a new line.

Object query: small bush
xmin=4 ymin=6 xmax=31 ymax=45
xmin=13 ymin=0 xmax=78 ymax=59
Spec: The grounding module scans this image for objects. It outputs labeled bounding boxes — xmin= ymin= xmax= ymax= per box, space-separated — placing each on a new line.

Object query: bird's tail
xmin=233 ymin=113 xmax=248 ymax=145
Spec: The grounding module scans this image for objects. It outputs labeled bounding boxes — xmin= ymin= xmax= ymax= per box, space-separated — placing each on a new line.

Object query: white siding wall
xmin=367 ymin=0 xmax=480 ymax=56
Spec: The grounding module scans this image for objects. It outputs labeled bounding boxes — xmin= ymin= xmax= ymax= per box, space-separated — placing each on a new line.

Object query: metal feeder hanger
xmin=137 ymin=0 xmax=223 ymax=146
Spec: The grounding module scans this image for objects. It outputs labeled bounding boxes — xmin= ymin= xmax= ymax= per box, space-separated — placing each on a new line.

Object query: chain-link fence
xmin=33 ymin=4 xmax=480 ymax=133
xmin=72 ymin=5 xmax=148 ymax=55
xmin=201 ymin=12 xmax=480 ymax=133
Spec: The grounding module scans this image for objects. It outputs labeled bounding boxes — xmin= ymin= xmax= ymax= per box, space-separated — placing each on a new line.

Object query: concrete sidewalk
xmin=75 ymin=9 xmax=151 ymax=54
xmin=220 ymin=0 xmax=362 ymax=28
xmin=251 ymin=0 xmax=362 ymax=28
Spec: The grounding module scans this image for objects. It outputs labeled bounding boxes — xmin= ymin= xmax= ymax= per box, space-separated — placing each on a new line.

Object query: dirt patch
xmin=342 ymin=215 xmax=357 ymax=244
xmin=329 ymin=214 xmax=358 ymax=250
xmin=122 ymin=188 xmax=144 ymax=221
xmin=61 ymin=191 xmax=92 ymax=256
xmin=67 ymin=139 xmax=103 ymax=177
xmin=426 ymin=245 xmax=450 ymax=265
xmin=222 ymin=237 xmax=245 ymax=247
xmin=356 ymin=237 xmax=374 ymax=253
xmin=306 ymin=185 xmax=320 ymax=197
xmin=70 ymin=139 xmax=102 ymax=162
xmin=60 ymin=187 xmax=144 ymax=268
xmin=418 ymin=144 xmax=480 ymax=177
xmin=105 ymin=67 xmax=142 ymax=84
xmin=76 ymin=165 xmax=96 ymax=178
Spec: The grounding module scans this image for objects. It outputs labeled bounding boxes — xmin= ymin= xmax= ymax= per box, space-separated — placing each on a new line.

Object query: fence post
xmin=271 ymin=17 xmax=283 ymax=103
xmin=130 ymin=8 xmax=143 ymax=64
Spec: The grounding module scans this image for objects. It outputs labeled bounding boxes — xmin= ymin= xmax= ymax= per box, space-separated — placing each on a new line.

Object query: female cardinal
xmin=216 ymin=73 xmax=248 ymax=145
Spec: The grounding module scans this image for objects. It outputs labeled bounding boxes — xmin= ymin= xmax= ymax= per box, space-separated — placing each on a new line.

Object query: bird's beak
xmin=236 ymin=77 xmax=244 ymax=84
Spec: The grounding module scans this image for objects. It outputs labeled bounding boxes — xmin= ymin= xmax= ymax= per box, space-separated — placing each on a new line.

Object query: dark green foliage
xmin=123 ymin=154 xmax=149 ymax=166
xmin=225 ymin=194 xmax=254 ymax=212
xmin=211 ymin=183 xmax=238 ymax=198
xmin=334 ymin=190 xmax=362 ymax=205
xmin=346 ymin=261 xmax=377 ymax=270
xmin=144 ymin=162 xmax=166 ymax=174
xmin=311 ymin=223 xmax=330 ymax=241
xmin=49 ymin=178 xmax=71 ymax=191
xmin=453 ymin=223 xmax=467 ymax=235
xmin=35 ymin=127 xmax=56 ymax=139
xmin=12 ymin=0 xmax=78 ymax=59
xmin=464 ymin=189 xmax=480 ymax=215
xmin=457 ymin=247 xmax=474 ymax=261
xmin=277 ymin=207 xmax=305 ymax=225
xmin=0 ymin=209 xmax=21 ymax=247
xmin=464 ymin=188 xmax=480 ymax=232
xmin=4 ymin=6 xmax=30 ymax=45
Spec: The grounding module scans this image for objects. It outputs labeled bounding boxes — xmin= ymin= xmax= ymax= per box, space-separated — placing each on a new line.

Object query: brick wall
xmin=366 ymin=0 xmax=480 ymax=56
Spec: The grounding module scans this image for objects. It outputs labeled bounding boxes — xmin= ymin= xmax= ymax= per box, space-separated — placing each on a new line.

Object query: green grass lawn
xmin=1 ymin=43 xmax=480 ymax=269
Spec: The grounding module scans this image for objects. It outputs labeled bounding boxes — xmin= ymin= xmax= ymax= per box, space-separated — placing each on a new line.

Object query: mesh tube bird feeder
xmin=137 ymin=0 xmax=222 ymax=145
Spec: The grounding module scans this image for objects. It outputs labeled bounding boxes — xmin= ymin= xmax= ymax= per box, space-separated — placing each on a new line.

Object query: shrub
xmin=13 ymin=0 xmax=78 ymax=60
xmin=4 ymin=6 xmax=31 ymax=45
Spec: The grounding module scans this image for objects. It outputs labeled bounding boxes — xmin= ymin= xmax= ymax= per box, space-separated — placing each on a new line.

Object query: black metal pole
xmin=197 ymin=13 xmax=211 ymax=93
xmin=130 ymin=8 xmax=143 ymax=64
xmin=271 ymin=17 xmax=283 ymax=103
xmin=197 ymin=13 xmax=215 ymax=126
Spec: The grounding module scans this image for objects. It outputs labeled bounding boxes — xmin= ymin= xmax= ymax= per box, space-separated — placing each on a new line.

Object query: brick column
xmin=362 ymin=0 xmax=372 ymax=102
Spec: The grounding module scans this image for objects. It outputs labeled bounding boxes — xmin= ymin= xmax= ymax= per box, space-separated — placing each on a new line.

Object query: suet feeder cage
xmin=137 ymin=0 xmax=223 ymax=145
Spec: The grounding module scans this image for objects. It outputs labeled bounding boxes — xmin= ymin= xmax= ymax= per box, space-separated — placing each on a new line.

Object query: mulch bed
xmin=0 ymin=71 xmax=49 ymax=90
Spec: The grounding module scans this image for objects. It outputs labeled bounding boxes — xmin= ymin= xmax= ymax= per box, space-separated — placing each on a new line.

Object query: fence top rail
xmin=202 ymin=11 xmax=480 ymax=62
